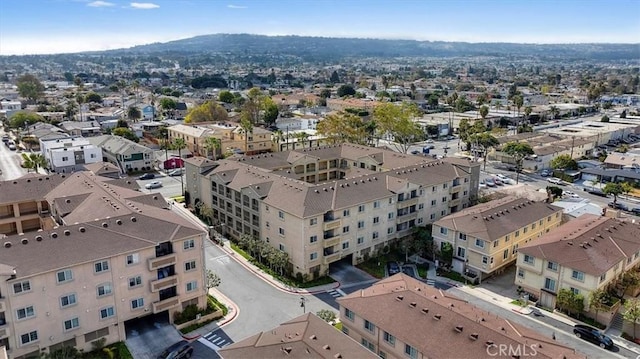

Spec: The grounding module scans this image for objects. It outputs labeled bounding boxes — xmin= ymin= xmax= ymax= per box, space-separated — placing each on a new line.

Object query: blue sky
xmin=1 ymin=0 xmax=639 ymax=55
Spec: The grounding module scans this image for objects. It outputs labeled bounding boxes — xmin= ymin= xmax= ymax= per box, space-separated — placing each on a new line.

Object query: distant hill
xmin=106 ymin=33 xmax=640 ymax=61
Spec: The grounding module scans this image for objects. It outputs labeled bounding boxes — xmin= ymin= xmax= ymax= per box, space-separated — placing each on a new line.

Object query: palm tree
xmin=271 ymin=129 xmax=285 ymax=151
xmin=203 ymin=136 xmax=222 ymax=160
xmin=549 ymin=105 xmax=560 ymax=120
xmin=172 ymin=138 xmax=187 ymax=196
xmin=21 ymin=153 xmax=47 ymax=173
xmin=238 ymin=117 xmax=253 ymax=153
xmin=294 ymin=132 xmax=310 ymax=149
xmin=470 ymin=133 xmax=500 ymax=170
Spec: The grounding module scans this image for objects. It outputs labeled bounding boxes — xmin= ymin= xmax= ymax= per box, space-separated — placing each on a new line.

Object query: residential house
xmin=603 ymin=151 xmax=640 ymax=169
xmin=218 ymin=313 xmax=377 ymax=359
xmin=432 ymin=196 xmax=563 ymax=283
xmin=167 ymin=124 xmax=214 ymax=157
xmin=168 ymin=123 xmax=272 ymax=157
xmin=185 ymin=144 xmax=480 ymax=279
xmin=0 ymin=170 xmax=207 ymax=358
xmin=141 ymin=105 xmax=155 ymax=121
xmin=516 ymin=215 xmax=640 ymax=310
xmin=58 ymin=121 xmax=103 ymax=137
xmin=40 ymin=137 xmax=103 ymax=173
xmin=338 ymin=274 xmax=583 ymax=359
xmin=88 ymin=135 xmax=155 ymax=173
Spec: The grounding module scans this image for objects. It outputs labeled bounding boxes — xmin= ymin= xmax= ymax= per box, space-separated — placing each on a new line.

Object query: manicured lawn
xmin=356 ymin=252 xmax=405 ymax=278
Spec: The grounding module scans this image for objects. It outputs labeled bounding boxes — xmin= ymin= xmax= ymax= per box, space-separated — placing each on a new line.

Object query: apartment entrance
xmin=329 ymin=255 xmax=376 ymax=285
xmin=125 ymin=311 xmax=183 ymax=359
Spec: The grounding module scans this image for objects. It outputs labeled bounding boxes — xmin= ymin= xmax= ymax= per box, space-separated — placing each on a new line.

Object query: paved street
xmin=0 ymin=129 xmax=29 ymax=180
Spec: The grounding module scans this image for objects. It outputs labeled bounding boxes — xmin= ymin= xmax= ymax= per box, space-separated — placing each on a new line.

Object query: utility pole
xmin=570 ymin=136 xmax=575 ymax=159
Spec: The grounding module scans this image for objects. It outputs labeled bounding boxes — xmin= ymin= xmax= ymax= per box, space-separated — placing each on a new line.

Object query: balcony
xmin=449 ymin=184 xmax=462 ymax=194
xmin=0 ymin=326 xmax=8 ymax=339
xmin=324 ymin=236 xmax=340 ymax=248
xmin=148 ymin=254 xmax=176 ymax=271
xmin=323 ymin=218 xmax=341 ymax=231
xmin=324 ymin=251 xmax=341 ymax=264
xmin=449 ymin=198 xmax=462 ymax=208
xmin=152 ymin=296 xmax=180 ymax=313
xmin=150 ymin=276 xmax=178 ymax=292
xmin=0 ymin=298 xmax=4 ymax=312
xmin=397 ymin=197 xmax=419 ymax=208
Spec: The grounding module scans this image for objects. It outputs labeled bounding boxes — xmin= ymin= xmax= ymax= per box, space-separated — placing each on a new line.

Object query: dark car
xmin=608 ymin=202 xmax=628 ymax=211
xmin=158 ymin=340 xmax=194 ymax=359
xmin=138 ymin=173 xmax=155 ymax=180
xmin=632 ymin=208 xmax=640 ymax=216
xmin=573 ymin=324 xmax=614 ymax=350
xmin=387 ymin=261 xmax=401 ymax=275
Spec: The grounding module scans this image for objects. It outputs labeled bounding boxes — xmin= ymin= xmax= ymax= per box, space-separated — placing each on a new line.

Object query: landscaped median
xmin=173 ymin=295 xmax=227 ymax=334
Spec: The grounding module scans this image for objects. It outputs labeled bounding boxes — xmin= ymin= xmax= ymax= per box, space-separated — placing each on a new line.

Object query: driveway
xmin=477 ymin=265 xmax=519 ymax=299
xmin=329 ymin=260 xmax=377 ymax=286
xmin=125 ymin=313 xmax=184 ymax=359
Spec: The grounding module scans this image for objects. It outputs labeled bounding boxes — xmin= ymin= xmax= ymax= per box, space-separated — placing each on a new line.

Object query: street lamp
xmin=300 ymin=297 xmax=307 ymax=313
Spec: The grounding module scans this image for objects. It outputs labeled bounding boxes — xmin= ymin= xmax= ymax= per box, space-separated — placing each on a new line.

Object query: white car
xmin=145 ymin=181 xmax=163 ymax=189
xmin=547 ymin=177 xmax=563 ymax=185
xmin=563 ymin=190 xmax=580 ymax=198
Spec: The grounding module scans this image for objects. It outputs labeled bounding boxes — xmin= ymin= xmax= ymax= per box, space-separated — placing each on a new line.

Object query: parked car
xmin=607 ymin=202 xmax=628 ymax=211
xmin=632 ymin=208 xmax=640 ymax=216
xmin=573 ymin=324 xmax=614 ymax=350
xmin=168 ymin=168 xmax=184 ymax=176
xmin=145 ymin=181 xmax=162 ymax=189
xmin=485 ymin=178 xmax=496 ymax=187
xmin=493 ymin=178 xmax=504 ymax=186
xmin=8 ymin=144 xmax=16 ymax=151
xmin=563 ymin=191 xmax=580 ymax=198
xmin=157 ymin=340 xmax=194 ymax=359
xmin=387 ymin=261 xmax=401 ymax=275
xmin=540 ymin=169 xmax=552 ymax=177
xmin=410 ymin=150 xmax=420 ymax=155
xmin=139 ymin=173 xmax=155 ymax=180
xmin=1 ymin=135 xmax=9 ymax=143
xmin=586 ymin=188 xmax=608 ymax=197
xmin=425 ymin=139 xmax=434 ymax=143
xmin=547 ymin=177 xmax=563 ymax=185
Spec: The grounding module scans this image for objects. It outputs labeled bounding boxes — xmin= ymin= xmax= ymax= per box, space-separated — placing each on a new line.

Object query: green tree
xmin=185 ymin=101 xmax=228 ymax=123
xmin=549 ymin=154 xmax=578 ymax=170
xmin=546 ymin=186 xmax=563 ymax=201
xmin=159 ymin=97 xmax=177 ymax=118
xmin=218 ymin=90 xmax=234 ymax=103
xmin=319 ymin=89 xmax=332 ymax=99
xmin=623 ymin=298 xmax=640 ymax=339
xmin=8 ymin=111 xmax=42 ymax=129
xmin=556 ymin=288 xmax=584 ymax=317
xmin=469 ymin=132 xmax=499 ymax=170
xmin=112 ymin=127 xmax=139 ymax=142
xmin=127 ymin=106 xmax=141 ymax=122
xmin=479 ymin=105 xmax=489 ymax=120
xmin=373 ymin=102 xmax=423 ymax=153
xmin=84 ymin=92 xmax=102 ymax=104
xmin=513 ymin=95 xmax=524 ymax=118
xmin=293 ymin=131 xmax=310 ymax=149
xmin=316 ymin=309 xmax=337 ymax=324
xmin=172 ymin=137 xmax=187 ymax=195
xmin=601 ymin=115 xmax=610 ymax=123
xmin=330 ymin=70 xmax=340 ymax=83
xmin=204 ymin=136 xmax=222 ymax=160
xmin=337 ymin=84 xmax=356 ymax=97
xmin=21 ymin=153 xmax=47 ymax=173
xmin=271 ymin=129 xmax=285 ymax=150
xmin=242 ymin=87 xmax=264 ymax=124
xmin=502 ymin=142 xmax=534 ymax=184
xmin=238 ymin=117 xmax=253 ymax=153
xmin=588 ymin=289 xmax=610 ymax=325
xmin=205 ymin=269 xmax=221 ymax=291
xmin=603 ymin=182 xmax=624 ymax=204
xmin=549 ymin=105 xmax=560 ymax=119
xmin=16 ymin=74 xmax=44 ymax=103
xmin=263 ymin=97 xmax=279 ymax=125
xmin=440 ymin=242 xmax=453 ymax=265
xmin=317 ymin=111 xmax=367 ymax=145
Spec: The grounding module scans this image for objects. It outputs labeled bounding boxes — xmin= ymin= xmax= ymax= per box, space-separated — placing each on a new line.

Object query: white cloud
xmin=130 ymin=2 xmax=160 ymax=9
xmin=87 ymin=1 xmax=115 ymax=7
xmin=227 ymin=4 xmax=247 ymax=9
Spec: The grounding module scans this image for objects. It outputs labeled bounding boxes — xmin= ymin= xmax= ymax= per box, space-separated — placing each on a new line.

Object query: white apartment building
xmin=40 ymin=137 xmax=102 ymax=173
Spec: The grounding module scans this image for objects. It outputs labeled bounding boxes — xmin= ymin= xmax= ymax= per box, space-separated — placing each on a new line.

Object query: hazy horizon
xmin=1 ymin=0 xmax=639 ymax=56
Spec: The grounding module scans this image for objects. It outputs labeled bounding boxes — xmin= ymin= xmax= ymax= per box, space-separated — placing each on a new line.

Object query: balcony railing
xmin=323 ymin=219 xmax=341 ymax=231
xmin=324 ymin=251 xmax=341 ymax=265
xmin=150 ymin=276 xmax=179 ymax=293
xmin=324 ymin=237 xmax=340 ymax=248
xmin=148 ymin=254 xmax=176 ymax=271
xmin=0 ymin=326 xmax=8 ymax=339
xmin=449 ymin=184 xmax=462 ymax=194
xmin=152 ymin=296 xmax=180 ymax=313
xmin=397 ymin=197 xmax=419 ymax=208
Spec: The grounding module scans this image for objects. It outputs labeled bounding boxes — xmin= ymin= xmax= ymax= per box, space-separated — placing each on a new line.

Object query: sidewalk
xmin=181 ymin=288 xmax=239 ymax=340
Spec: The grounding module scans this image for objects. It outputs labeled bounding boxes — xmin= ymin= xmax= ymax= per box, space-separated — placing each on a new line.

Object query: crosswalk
xmin=327 ymin=288 xmax=347 ymax=298
xmin=425 ymin=279 xmax=436 ymax=286
xmin=201 ymin=330 xmax=233 ymax=348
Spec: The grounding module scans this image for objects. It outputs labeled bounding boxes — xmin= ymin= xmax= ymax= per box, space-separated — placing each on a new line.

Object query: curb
xmin=180 ymin=293 xmax=240 ymax=341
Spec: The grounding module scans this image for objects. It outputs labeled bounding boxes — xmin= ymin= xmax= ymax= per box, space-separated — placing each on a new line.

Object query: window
xmin=430 ymin=213 xmax=436 ymax=220
xmin=62 ymin=156 xmax=68 ymax=161
xmin=572 ymin=270 xmax=585 ymax=281
xmin=57 ymin=269 xmax=73 ymax=283
xmin=310 ymin=218 xmax=317 ymax=225
xmin=431 ymin=199 xmax=436 ymax=206
xmin=600 ymin=273 xmax=607 ymax=282
xmin=278 ymin=211 xmax=285 ymax=219
xmin=475 ymin=239 xmax=484 ymax=248
xmin=185 ymin=260 xmax=196 ymax=271
xmin=364 ymin=319 xmax=376 ymax=333
xmin=60 ymin=294 xmax=77 ymax=308
xmin=372 ymin=232 xmax=379 ymax=239
xmin=13 ymin=280 xmax=31 ymax=294
xmin=547 ymin=261 xmax=558 ymax=271
xmin=100 ymin=306 xmax=115 ymax=319
xmin=457 ymin=247 xmax=466 ymax=258
xmin=310 ymin=235 xmax=318 ymax=243
xmin=432 ymin=186 xmax=436 ymax=192
xmin=342 ymin=242 xmax=349 ymax=250
xmin=344 ymin=308 xmax=355 ymax=320
xmin=388 ymin=212 xmax=394 ymax=219
xmin=357 ymin=237 xmax=364 ymax=245
xmin=183 ymin=239 xmax=195 ymax=250
xmin=517 ymin=269 xmax=525 ymax=278
xmin=524 ymin=255 xmax=534 ymax=265
xmin=374 ymin=201 xmax=380 ymax=208
xmin=387 ymin=227 xmax=394 ymax=234
xmin=373 ymin=216 xmax=380 ymax=224
xmin=443 ymin=183 xmax=448 ymax=189
xmin=544 ymin=278 xmax=556 ymax=292
xmin=515 ymin=230 xmax=520 ymax=237
xmin=16 ymin=306 xmax=35 ymax=320
xmin=131 ymin=298 xmax=144 ymax=309
xmin=442 ymin=196 xmax=447 ymax=203
xmin=523 ymin=227 xmax=528 ymax=234
xmin=512 ymin=244 xmax=518 ymax=255
xmin=279 ymin=228 xmax=285 ymax=235
xmin=343 ymin=209 xmax=350 ymax=217
xmin=505 ymin=234 xmax=510 ymax=242
xmin=266 ymin=221 xmax=270 ymax=228
xmin=358 ymin=205 xmax=365 ymax=212
xmin=458 ymin=233 xmax=466 ymax=241
xmin=493 ymin=240 xmax=499 ymax=248
xmin=186 ymin=281 xmax=197 ymax=292
xmin=94 ymin=260 xmax=109 ymax=273
xmin=126 ymin=253 xmax=139 ymax=265
xmin=343 ymin=226 xmax=350 ymax=233
xmin=503 ymin=249 xmax=509 ymax=260
xmin=383 ymin=331 xmax=396 ymax=346
xmin=570 ymin=287 xmax=580 ymax=295
xmin=310 ymin=252 xmax=318 ymax=261
xmin=405 ymin=344 xmax=417 ymax=359
xmin=279 ymin=243 xmax=285 ymax=251
xmin=358 ymin=220 xmax=365 ymax=229
xmin=418 ymin=203 xmax=424 ymax=210
xmin=64 ymin=317 xmax=80 ymax=331
xmin=379 ymin=350 xmax=387 ymax=359
xmin=128 ymin=276 xmax=142 ymax=288
xmin=482 ymin=256 xmax=488 ymax=264
xmin=20 ymin=330 xmax=38 ymax=345
xmin=97 ymin=283 xmax=112 ymax=297
xmin=532 ymin=222 xmax=536 ymax=229
xmin=440 ymin=227 xmax=448 ymax=235
xmin=361 ymin=338 xmax=375 ymax=352
xmin=342 ymin=326 xmax=349 ymax=335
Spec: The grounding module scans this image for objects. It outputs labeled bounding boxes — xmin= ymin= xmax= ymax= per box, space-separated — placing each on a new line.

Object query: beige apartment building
xmin=516 ymin=215 xmax=640 ymax=310
xmin=167 ymin=123 xmax=272 ymax=156
xmin=338 ymin=274 xmax=583 ymax=359
xmin=0 ymin=166 xmax=207 ymax=358
xmin=432 ymin=196 xmax=563 ymax=283
xmin=185 ymin=143 xmax=480 ymax=279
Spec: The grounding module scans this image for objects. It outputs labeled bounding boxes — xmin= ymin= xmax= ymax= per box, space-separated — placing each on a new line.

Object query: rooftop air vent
xmin=102 ymin=222 xmax=108 ymax=228
xmin=51 ymin=232 xmax=58 ymax=239
xmin=409 ymin=302 xmax=417 ymax=308
xmin=116 ymin=219 xmax=122 ymax=225
xmin=21 ymin=239 xmax=28 ymax=245
xmin=396 ymin=295 xmax=404 ymax=301
xmin=131 ymin=217 xmax=137 ymax=222
xmin=455 ymin=325 xmax=463 ymax=333
xmin=4 ymin=242 xmax=11 ymax=248
xmin=470 ymin=333 xmax=479 ymax=340
xmin=35 ymin=235 xmax=43 ymax=242
xmin=79 ymin=227 xmax=86 ymax=233
xmin=433 ymin=314 xmax=442 ymax=320
xmin=64 ymin=230 xmax=71 ymax=236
